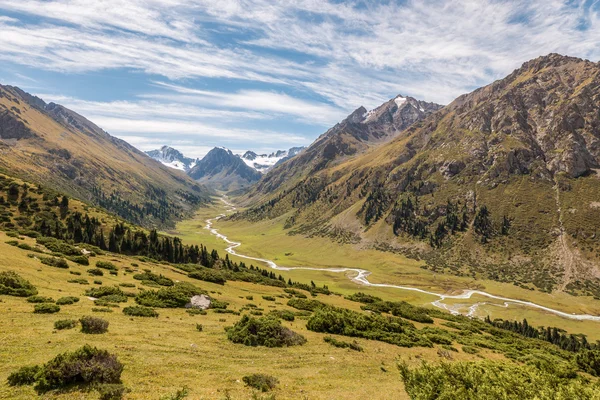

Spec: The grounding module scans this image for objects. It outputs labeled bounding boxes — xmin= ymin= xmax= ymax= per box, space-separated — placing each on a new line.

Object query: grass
xmin=0 ymin=231 xmax=492 ymax=400
xmin=175 ymin=198 xmax=600 ymax=341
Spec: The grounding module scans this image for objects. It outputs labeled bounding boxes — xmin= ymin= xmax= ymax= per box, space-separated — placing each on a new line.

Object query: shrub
xmin=33 ymin=304 xmax=60 ymax=314
xmin=269 ymin=310 xmax=295 ymax=321
xmin=262 ymin=295 xmax=276 ymax=301
xmin=135 ymin=282 xmax=205 ymax=308
xmin=226 ymin=315 xmax=306 ymax=347
xmin=97 ymin=383 xmax=127 ymax=400
xmin=27 ymin=295 xmax=54 ymax=303
xmin=96 ymin=261 xmax=118 ymax=271
xmin=54 ymin=319 xmax=78 ymax=330
xmin=56 ymin=296 xmax=79 ymax=305
xmin=40 ymin=256 xmax=69 ymax=269
xmin=88 ymin=268 xmax=104 ymax=276
xmin=17 ymin=345 xmax=123 ymax=393
xmin=70 ymin=270 xmax=82 ymax=276
xmin=188 ymin=269 xmax=226 ymax=285
xmin=7 ymin=365 xmax=41 ymax=386
xmin=287 ymin=298 xmax=326 ymax=311
xmin=246 ymin=295 xmax=254 ymax=300
xmin=0 ymin=271 xmax=38 ymax=296
xmin=324 ymin=336 xmax=363 ymax=351
xmin=462 ymin=346 xmax=479 ymax=354
xmin=196 ymin=324 xmax=203 ymax=332
xmin=210 ymin=299 xmax=229 ymax=310
xmin=5 ymin=240 xmax=19 ymax=246
xmin=576 ymin=349 xmax=600 ymax=376
xmin=68 ymin=278 xmax=89 ymax=285
xmin=36 ymin=237 xmax=82 ymax=256
xmin=92 ymin=307 xmax=113 ymax=313
xmin=160 ymin=386 xmax=189 ymax=400
xmin=119 ymin=283 xmax=136 ymax=288
xmin=123 ymin=306 xmax=158 ymax=318
xmin=242 ymin=373 xmax=278 ymax=392
xmin=133 ymin=272 xmax=173 ymax=286
xmin=85 ymin=286 xmax=125 ymax=300
xmin=67 ymin=255 xmax=89 ymax=266
xmin=94 ymin=280 xmax=103 ymax=285
xmin=80 ymin=316 xmax=109 ymax=334
xmin=186 ymin=308 xmax=207 ymax=316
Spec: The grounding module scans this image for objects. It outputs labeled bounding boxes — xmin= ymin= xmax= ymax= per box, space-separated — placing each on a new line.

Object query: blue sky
xmin=0 ymin=0 xmax=599 ymax=158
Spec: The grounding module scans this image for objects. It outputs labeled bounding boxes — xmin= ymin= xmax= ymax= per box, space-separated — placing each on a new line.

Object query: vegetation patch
xmin=7 ymin=345 xmax=123 ymax=394
xmin=27 ymin=295 xmax=55 ymax=303
xmin=87 ymin=268 xmax=104 ymax=276
xmin=226 ymin=315 xmax=306 ymax=347
xmin=80 ymin=316 xmax=109 ymax=334
xmin=33 ymin=303 xmax=60 ymax=314
xmin=324 ymin=336 xmax=363 ymax=352
xmin=96 ymin=261 xmax=118 ymax=271
xmin=123 ymin=305 xmax=158 ymax=318
xmin=56 ymin=296 xmax=79 ymax=305
xmin=242 ymin=373 xmax=279 ymax=392
xmin=54 ymin=319 xmax=78 ymax=330
xmin=135 ymin=282 xmax=205 ymax=308
xmin=0 ymin=271 xmax=38 ymax=297
xmin=286 ymin=298 xmax=326 ymax=311
xmin=39 ymin=256 xmax=69 ymax=269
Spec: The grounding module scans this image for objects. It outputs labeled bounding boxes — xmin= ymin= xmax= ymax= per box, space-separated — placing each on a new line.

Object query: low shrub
xmin=69 ymin=271 xmax=82 ymax=276
xmin=133 ymin=272 xmax=173 ymax=286
xmin=96 ymin=261 xmax=118 ymax=271
xmin=56 ymin=296 xmax=79 ymax=305
xmin=242 ymin=373 xmax=278 ymax=392
xmin=269 ymin=310 xmax=295 ymax=321
xmin=54 ymin=319 xmax=78 ymax=330
xmin=67 ymin=255 xmax=89 ymax=266
xmin=94 ymin=280 xmax=103 ymax=285
xmin=68 ymin=278 xmax=89 ymax=285
xmin=85 ymin=286 xmax=126 ymax=300
xmin=8 ymin=345 xmax=123 ymax=394
xmin=196 ymin=324 xmax=203 ymax=332
xmin=119 ymin=283 xmax=136 ymax=288
xmin=210 ymin=299 xmax=229 ymax=309
xmin=324 ymin=336 xmax=363 ymax=352
xmin=7 ymin=365 xmax=41 ymax=386
xmin=88 ymin=268 xmax=104 ymax=276
xmin=33 ymin=304 xmax=60 ymax=314
xmin=462 ymin=346 xmax=479 ymax=354
xmin=226 ymin=315 xmax=306 ymax=347
xmin=123 ymin=306 xmax=158 ymax=318
xmin=40 ymin=256 xmax=69 ymax=269
xmin=576 ymin=349 xmax=600 ymax=377
xmin=135 ymin=282 xmax=205 ymax=308
xmin=27 ymin=295 xmax=54 ymax=303
xmin=92 ymin=307 xmax=113 ymax=313
xmin=188 ymin=269 xmax=226 ymax=285
xmin=186 ymin=308 xmax=207 ymax=316
xmin=250 ymin=310 xmax=263 ymax=316
xmin=286 ymin=298 xmax=326 ymax=311
xmin=262 ymin=296 xmax=276 ymax=301
xmin=94 ymin=299 xmax=120 ymax=308
xmin=97 ymin=383 xmax=127 ymax=400
xmin=36 ymin=237 xmax=82 ymax=256
xmin=246 ymin=295 xmax=253 ymax=300
xmin=80 ymin=316 xmax=109 ymax=334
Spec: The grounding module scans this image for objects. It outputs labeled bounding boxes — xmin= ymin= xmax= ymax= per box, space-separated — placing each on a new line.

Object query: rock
xmin=186 ymin=294 xmax=211 ymax=310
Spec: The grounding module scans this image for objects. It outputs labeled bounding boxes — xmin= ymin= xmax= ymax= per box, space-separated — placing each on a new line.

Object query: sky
xmin=0 ymin=0 xmax=599 ymax=159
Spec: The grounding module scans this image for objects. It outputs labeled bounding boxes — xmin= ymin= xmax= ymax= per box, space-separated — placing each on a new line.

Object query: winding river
xmin=205 ymin=197 xmax=600 ymax=322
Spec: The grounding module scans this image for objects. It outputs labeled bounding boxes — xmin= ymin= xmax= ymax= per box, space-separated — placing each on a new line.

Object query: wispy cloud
xmin=1 ymin=0 xmax=599 ymax=156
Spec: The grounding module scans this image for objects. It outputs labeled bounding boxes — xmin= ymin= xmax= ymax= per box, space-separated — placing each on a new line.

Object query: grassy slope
xmin=175 ymin=200 xmax=600 ymax=341
xmin=0 ymin=232 xmax=495 ymax=400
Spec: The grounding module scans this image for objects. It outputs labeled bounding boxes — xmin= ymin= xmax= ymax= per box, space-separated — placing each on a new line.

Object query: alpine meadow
xmin=2 ymin=1 xmax=600 ymax=399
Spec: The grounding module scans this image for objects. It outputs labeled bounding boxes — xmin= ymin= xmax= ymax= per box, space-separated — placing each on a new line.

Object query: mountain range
xmin=239 ymin=54 xmax=600 ymax=298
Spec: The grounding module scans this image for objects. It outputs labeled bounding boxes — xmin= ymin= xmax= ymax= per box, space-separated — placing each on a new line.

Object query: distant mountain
xmin=249 ymin=94 xmax=442 ymax=196
xmin=188 ymin=147 xmax=262 ymax=191
xmin=241 ymin=146 xmax=306 ymax=173
xmin=0 ymin=85 xmax=208 ymax=227
xmin=239 ymin=54 xmax=600 ymax=297
xmin=146 ymin=146 xmax=198 ymax=172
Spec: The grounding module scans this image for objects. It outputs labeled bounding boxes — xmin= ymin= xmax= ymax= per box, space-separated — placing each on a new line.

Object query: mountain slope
xmin=188 ymin=147 xmax=262 ymax=191
xmin=0 ymin=85 xmax=209 ymax=227
xmin=249 ymin=95 xmax=442 ymax=197
xmin=146 ymin=145 xmax=198 ymax=172
xmin=239 ymin=54 xmax=600 ymax=297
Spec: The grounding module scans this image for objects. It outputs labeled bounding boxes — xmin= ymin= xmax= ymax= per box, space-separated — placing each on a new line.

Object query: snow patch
xmin=394 ymin=97 xmax=407 ymax=108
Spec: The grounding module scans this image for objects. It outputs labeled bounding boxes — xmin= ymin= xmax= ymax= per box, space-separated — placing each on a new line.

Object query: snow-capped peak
xmin=240 ymin=146 xmax=305 ymax=173
xmin=394 ymin=96 xmax=407 ymax=108
xmin=145 ymin=146 xmax=199 ymax=172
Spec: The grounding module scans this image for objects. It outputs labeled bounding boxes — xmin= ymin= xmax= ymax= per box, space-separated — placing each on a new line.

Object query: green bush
xmin=88 ymin=268 xmax=104 ymax=276
xmin=188 ymin=269 xmax=226 ymax=285
xmin=7 ymin=365 xmax=41 ymax=386
xmin=210 ymin=299 xmax=229 ymax=309
xmin=269 ymin=310 xmax=295 ymax=321
xmin=226 ymin=315 xmax=306 ymax=347
xmin=286 ymin=298 xmax=326 ymax=311
xmin=262 ymin=295 xmax=276 ymax=301
xmin=92 ymin=307 xmax=113 ymax=313
xmin=398 ymin=360 xmax=600 ymax=399
xmin=96 ymin=261 xmax=118 ymax=271
xmin=5 ymin=240 xmax=19 ymax=246
xmin=94 ymin=280 xmax=103 ymax=285
xmin=0 ymin=271 xmax=38 ymax=297
xmin=9 ymin=345 xmax=123 ymax=393
xmin=576 ymin=349 xmax=600 ymax=377
xmin=85 ymin=286 xmax=125 ymax=300
xmin=119 ymin=283 xmax=136 ymax=288
xmin=133 ymin=272 xmax=173 ymax=286
xmin=324 ymin=336 xmax=363 ymax=352
xmin=135 ymin=282 xmax=205 ymax=308
xmin=246 ymin=295 xmax=254 ymax=300
xmin=67 ymin=278 xmax=89 ymax=285
xmin=56 ymin=296 xmax=79 ymax=305
xmin=196 ymin=324 xmax=203 ymax=332
xmin=462 ymin=346 xmax=479 ymax=354
xmin=27 ymin=295 xmax=54 ymax=303
xmin=123 ymin=306 xmax=158 ymax=318
xmin=33 ymin=303 xmax=60 ymax=314
xmin=40 ymin=256 xmax=68 ymax=269
xmin=242 ymin=373 xmax=278 ymax=392
xmin=80 ymin=316 xmax=109 ymax=334
xmin=36 ymin=237 xmax=82 ymax=256
xmin=54 ymin=319 xmax=78 ymax=330
xmin=69 ymin=270 xmax=82 ymax=276
xmin=97 ymin=383 xmax=127 ymax=400
xmin=186 ymin=308 xmax=207 ymax=316
xmin=67 ymin=255 xmax=89 ymax=266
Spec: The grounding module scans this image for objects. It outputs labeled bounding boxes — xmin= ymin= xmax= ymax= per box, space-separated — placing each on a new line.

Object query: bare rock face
xmin=187 ymin=294 xmax=211 ymax=310
xmin=0 ymin=110 xmax=33 ymax=140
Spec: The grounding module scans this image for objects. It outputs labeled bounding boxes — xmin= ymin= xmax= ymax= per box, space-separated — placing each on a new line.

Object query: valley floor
xmin=174 ymin=198 xmax=600 ymax=342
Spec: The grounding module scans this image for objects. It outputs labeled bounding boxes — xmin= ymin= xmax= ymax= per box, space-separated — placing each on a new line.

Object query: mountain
xmin=250 ymin=95 xmax=442 ymax=196
xmin=241 ymin=146 xmax=306 ymax=173
xmin=145 ymin=146 xmax=198 ymax=172
xmin=188 ymin=147 xmax=262 ymax=190
xmin=239 ymin=54 xmax=600 ymax=298
xmin=0 ymin=85 xmax=209 ymax=227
